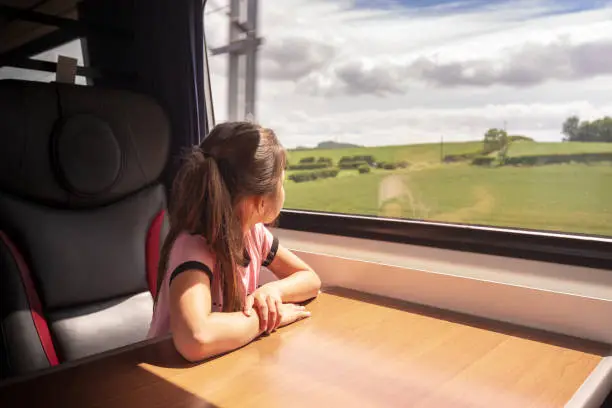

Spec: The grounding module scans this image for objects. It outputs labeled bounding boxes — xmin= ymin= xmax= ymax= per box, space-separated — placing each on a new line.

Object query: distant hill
xmin=316 ymin=141 xmax=362 ymax=149
xmin=291 ymin=141 xmax=362 ymax=150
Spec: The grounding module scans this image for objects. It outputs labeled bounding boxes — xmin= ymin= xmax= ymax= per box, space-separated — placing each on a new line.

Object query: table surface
xmin=0 ymin=287 xmax=608 ymax=408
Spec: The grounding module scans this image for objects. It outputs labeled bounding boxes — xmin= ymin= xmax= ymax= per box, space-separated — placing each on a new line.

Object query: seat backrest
xmin=0 ymin=80 xmax=170 ymax=380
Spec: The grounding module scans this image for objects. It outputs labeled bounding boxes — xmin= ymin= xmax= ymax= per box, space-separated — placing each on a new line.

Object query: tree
xmin=483 ymin=128 xmax=509 ymax=154
xmin=562 ymin=116 xmax=580 ymax=142
xmin=562 ymin=115 xmax=612 ymax=142
xmin=589 ymin=116 xmax=612 ymax=142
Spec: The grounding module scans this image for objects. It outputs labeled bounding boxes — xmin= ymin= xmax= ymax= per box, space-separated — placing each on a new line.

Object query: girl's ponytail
xmin=155 ymin=147 xmax=245 ymax=312
xmin=201 ymin=152 xmax=245 ymax=312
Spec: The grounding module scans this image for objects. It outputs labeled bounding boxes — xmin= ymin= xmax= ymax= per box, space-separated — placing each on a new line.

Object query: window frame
xmin=277 ymin=210 xmax=612 ymax=270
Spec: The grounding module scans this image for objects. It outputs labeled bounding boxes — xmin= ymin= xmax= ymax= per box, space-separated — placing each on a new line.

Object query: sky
xmin=204 ymin=0 xmax=612 ymax=148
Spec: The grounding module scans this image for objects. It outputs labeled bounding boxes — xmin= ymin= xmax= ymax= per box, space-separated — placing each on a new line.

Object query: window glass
xmin=205 ymin=1 xmax=612 ymax=237
xmin=0 ymin=39 xmax=88 ymax=85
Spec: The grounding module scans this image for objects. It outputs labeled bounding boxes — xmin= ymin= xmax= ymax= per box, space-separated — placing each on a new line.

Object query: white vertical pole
xmin=227 ymin=0 xmax=240 ymax=121
xmin=244 ymin=0 xmax=258 ymax=122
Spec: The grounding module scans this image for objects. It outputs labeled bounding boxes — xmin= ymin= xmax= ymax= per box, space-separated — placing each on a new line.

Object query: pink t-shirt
xmin=147 ymin=223 xmax=278 ymax=339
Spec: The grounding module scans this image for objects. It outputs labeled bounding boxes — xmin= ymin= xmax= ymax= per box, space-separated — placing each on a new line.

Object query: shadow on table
xmin=0 ymin=343 xmax=221 ymax=408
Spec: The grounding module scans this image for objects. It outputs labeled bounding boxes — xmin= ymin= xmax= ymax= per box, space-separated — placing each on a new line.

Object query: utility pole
xmin=244 ymin=0 xmax=258 ymax=122
xmin=227 ymin=0 xmax=240 ymax=121
xmin=210 ymin=0 xmax=262 ymax=122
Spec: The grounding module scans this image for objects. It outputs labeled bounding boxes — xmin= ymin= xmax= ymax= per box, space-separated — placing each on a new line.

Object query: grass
xmin=283 ymin=141 xmax=612 ymax=237
xmin=506 ymin=141 xmax=612 ymax=157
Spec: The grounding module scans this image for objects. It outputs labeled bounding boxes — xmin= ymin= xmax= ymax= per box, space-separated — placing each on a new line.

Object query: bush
xmin=397 ymin=160 xmax=410 ymax=168
xmin=382 ymin=163 xmax=398 ymax=170
xmin=288 ymin=173 xmax=313 ymax=183
xmin=318 ymin=169 xmax=339 ymax=178
xmin=288 ymin=169 xmax=339 ymax=183
xmin=339 ymin=155 xmax=376 ymax=166
xmin=339 ymin=160 xmax=368 ymax=170
xmin=503 ymin=152 xmax=612 ymax=166
xmin=351 ymin=155 xmax=375 ymax=165
xmin=317 ymin=157 xmax=333 ymax=166
xmin=299 ymin=157 xmax=316 ymax=164
xmin=358 ymin=165 xmax=370 ymax=174
xmin=443 ymin=153 xmax=480 ymax=163
xmin=471 ymin=156 xmax=495 ymax=166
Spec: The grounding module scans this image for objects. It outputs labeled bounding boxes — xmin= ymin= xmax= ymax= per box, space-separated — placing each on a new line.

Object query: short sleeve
xmin=167 ymin=233 xmax=216 ymax=285
xmin=257 ymin=224 xmax=279 ymax=267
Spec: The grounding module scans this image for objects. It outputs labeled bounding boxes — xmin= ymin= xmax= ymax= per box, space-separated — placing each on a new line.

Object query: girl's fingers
xmin=274 ymin=298 xmax=282 ymax=331
xmin=266 ymin=296 xmax=276 ymax=333
xmin=256 ymin=297 xmax=268 ymax=332
xmin=243 ymin=295 xmax=254 ymax=316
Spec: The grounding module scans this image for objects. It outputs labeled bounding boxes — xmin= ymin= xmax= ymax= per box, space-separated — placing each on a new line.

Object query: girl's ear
xmin=245 ymin=195 xmax=265 ymax=220
xmin=257 ymin=195 xmax=266 ymax=216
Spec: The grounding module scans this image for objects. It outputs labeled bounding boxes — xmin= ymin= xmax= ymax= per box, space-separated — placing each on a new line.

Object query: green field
xmin=506 ymin=141 xmax=612 ymax=157
xmin=284 ymin=141 xmax=612 ymax=237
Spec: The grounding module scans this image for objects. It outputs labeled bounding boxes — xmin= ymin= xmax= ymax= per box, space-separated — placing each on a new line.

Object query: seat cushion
xmin=48 ymin=292 xmax=153 ymax=361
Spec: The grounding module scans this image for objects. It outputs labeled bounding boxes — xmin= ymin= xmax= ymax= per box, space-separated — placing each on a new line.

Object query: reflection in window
xmin=0 ymin=39 xmax=88 ymax=85
xmin=205 ymin=1 xmax=612 ymax=237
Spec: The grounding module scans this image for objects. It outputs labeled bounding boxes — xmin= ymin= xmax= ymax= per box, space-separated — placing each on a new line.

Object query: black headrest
xmin=0 ymin=80 xmax=170 ymax=208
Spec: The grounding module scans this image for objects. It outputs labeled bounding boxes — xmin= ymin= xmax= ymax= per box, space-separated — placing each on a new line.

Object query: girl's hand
xmin=244 ymin=284 xmax=283 ymax=333
xmin=278 ymin=303 xmax=311 ymax=328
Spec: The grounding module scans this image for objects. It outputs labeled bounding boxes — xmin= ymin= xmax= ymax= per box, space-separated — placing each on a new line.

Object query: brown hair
xmin=156 ymin=121 xmax=286 ymax=312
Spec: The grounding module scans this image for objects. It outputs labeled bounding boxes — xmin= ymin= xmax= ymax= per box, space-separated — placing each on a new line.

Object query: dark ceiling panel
xmin=0 ymin=0 xmax=79 ymax=54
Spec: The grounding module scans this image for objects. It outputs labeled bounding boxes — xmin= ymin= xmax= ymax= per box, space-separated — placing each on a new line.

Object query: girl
xmin=148 ymin=121 xmax=321 ymax=362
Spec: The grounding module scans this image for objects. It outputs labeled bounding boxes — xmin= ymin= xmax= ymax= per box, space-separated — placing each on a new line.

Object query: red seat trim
xmin=0 ymin=231 xmax=59 ymax=366
xmin=146 ymin=210 xmax=165 ymax=298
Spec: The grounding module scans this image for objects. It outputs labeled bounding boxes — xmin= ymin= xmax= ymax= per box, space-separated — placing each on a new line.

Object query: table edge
xmin=0 ymin=334 xmax=173 ymax=388
xmin=567 ymin=349 xmax=612 ymax=408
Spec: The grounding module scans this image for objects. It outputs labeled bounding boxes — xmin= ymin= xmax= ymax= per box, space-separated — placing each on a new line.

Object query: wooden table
xmin=0 ymin=287 xmax=609 ymax=408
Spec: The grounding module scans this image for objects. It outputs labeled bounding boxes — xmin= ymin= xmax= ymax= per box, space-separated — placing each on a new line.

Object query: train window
xmin=204 ymin=1 xmax=612 ymax=257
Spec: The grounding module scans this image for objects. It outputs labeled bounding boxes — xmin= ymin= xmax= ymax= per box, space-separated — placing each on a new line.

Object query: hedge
xmin=503 ymin=152 xmax=612 ymax=166
xmin=288 ymin=169 xmax=339 ymax=183
xmin=376 ymin=161 xmax=405 ymax=170
xmin=443 ymin=152 xmax=480 ymax=163
xmin=339 ymin=155 xmax=375 ymax=165
xmin=339 ymin=160 xmax=369 ymax=169
xmin=471 ymin=156 xmax=495 ymax=166
xmin=358 ymin=165 xmax=370 ymax=174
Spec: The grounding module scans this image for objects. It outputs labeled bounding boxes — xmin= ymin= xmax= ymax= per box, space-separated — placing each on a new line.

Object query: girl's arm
xmin=265 ymin=245 xmax=322 ymax=303
xmin=169 ymin=269 xmax=263 ymax=362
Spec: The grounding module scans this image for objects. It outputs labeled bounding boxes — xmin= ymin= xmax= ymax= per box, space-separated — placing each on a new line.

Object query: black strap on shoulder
xmin=169 ymin=261 xmax=213 ymax=285
xmin=262 ymin=237 xmax=279 ymax=267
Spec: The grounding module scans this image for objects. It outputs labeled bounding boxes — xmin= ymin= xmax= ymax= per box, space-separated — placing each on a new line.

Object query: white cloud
xmin=205 ymin=0 xmax=612 ymax=148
